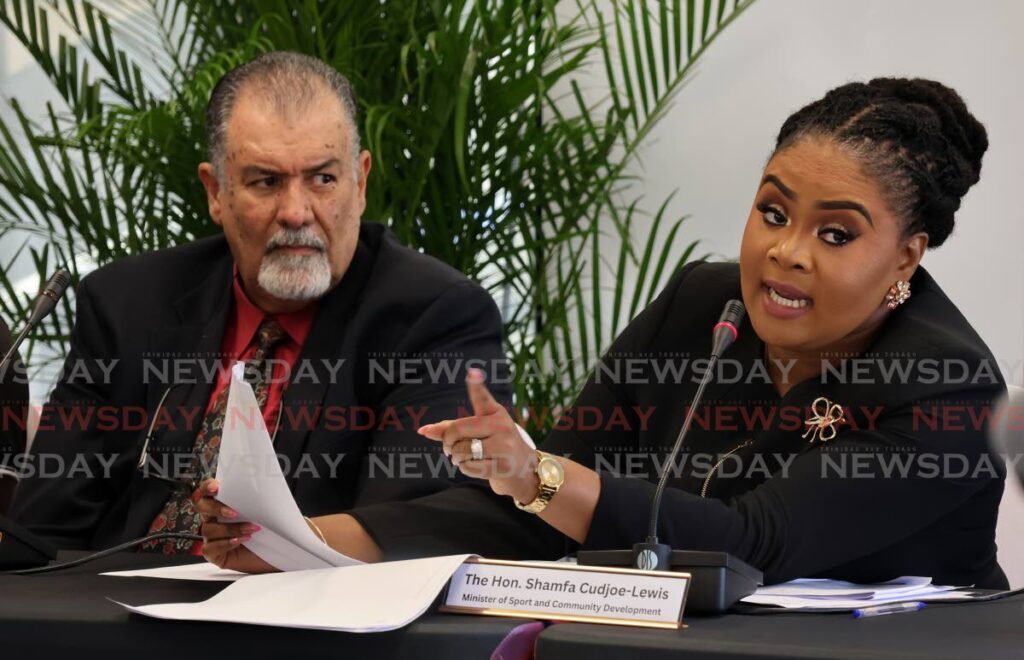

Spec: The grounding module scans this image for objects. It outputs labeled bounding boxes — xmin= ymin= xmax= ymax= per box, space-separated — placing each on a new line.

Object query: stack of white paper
xmin=111 ymin=554 xmax=473 ymax=632
xmin=103 ymin=563 xmax=245 ymax=582
xmin=741 ymin=576 xmax=974 ymax=610
xmin=214 ymin=362 xmax=361 ymax=571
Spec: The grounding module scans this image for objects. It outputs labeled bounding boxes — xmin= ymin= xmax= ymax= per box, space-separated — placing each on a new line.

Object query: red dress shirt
xmin=190 ymin=273 xmax=317 ymax=555
xmin=207 ymin=274 xmax=317 ymax=425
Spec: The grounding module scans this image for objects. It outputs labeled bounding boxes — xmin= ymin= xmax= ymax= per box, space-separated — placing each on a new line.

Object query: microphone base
xmin=631 ymin=541 xmax=673 ymax=571
xmin=577 ymin=549 xmax=763 ymax=614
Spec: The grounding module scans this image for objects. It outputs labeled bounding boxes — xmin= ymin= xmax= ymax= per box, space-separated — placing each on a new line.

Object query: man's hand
xmin=418 ymin=368 xmax=540 ymax=504
xmin=196 ymin=479 xmax=276 ymax=573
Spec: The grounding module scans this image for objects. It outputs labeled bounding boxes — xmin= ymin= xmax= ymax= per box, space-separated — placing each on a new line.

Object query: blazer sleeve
xmin=578 ymin=385 xmax=1002 ymax=584
xmin=347 ymin=279 xmax=565 ymax=559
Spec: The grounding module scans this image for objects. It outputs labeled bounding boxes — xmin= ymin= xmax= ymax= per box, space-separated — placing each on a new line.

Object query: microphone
xmin=577 ymin=298 xmax=764 ymax=611
xmin=711 ymin=298 xmax=745 ymax=357
xmin=633 ymin=299 xmax=746 ymax=572
xmin=0 ymin=269 xmax=71 ymax=373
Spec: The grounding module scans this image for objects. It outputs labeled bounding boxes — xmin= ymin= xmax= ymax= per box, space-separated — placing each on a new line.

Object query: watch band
xmin=514 ymin=481 xmax=559 ymax=514
xmin=514 ymin=451 xmax=563 ymax=514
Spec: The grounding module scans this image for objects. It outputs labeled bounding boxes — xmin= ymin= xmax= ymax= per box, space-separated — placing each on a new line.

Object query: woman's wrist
xmin=304 ymin=516 xmax=328 ymax=544
xmin=510 ymin=472 xmax=541 ymax=504
xmin=494 ymin=447 xmax=540 ymax=503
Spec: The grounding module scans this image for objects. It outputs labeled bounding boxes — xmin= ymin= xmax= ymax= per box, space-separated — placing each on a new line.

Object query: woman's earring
xmin=885 ymin=280 xmax=911 ymax=310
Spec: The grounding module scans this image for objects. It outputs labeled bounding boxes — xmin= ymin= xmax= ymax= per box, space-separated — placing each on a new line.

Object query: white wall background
xmin=601 ymin=0 xmax=1024 ymax=586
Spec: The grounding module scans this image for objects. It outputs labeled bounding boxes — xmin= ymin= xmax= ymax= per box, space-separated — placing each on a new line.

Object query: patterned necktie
xmin=142 ymin=319 xmax=288 ymax=553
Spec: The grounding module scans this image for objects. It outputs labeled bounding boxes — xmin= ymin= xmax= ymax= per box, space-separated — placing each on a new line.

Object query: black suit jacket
xmin=11 ymin=223 xmax=513 ymax=550
xmin=535 ymin=262 xmax=1008 ymax=587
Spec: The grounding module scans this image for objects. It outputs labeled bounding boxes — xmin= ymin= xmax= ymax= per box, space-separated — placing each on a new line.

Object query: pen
xmin=852 ymin=601 xmax=926 ymax=618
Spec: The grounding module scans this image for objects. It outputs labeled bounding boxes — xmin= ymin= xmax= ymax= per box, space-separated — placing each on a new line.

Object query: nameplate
xmin=440 ymin=558 xmax=690 ymax=629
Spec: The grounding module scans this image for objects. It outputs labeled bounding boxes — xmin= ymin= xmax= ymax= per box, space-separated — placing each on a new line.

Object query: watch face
xmin=538 ymin=456 xmax=564 ymax=486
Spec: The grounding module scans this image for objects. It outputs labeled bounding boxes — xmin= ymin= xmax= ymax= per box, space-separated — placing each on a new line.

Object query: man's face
xmin=198 ymin=86 xmax=371 ymax=313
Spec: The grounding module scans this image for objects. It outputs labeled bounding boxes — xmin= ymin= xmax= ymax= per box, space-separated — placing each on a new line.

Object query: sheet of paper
xmin=741 ymin=588 xmax=973 ymax=610
xmin=215 ymin=362 xmax=361 ymax=571
xmin=113 ymin=554 xmax=473 ymax=633
xmin=101 ymin=563 xmax=246 ymax=582
xmin=753 ymin=575 xmax=933 ymax=598
xmin=742 ymin=575 xmax=969 ymax=610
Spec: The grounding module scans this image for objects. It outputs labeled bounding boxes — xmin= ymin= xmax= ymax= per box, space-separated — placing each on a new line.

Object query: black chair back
xmin=0 ymin=317 xmax=29 ymax=515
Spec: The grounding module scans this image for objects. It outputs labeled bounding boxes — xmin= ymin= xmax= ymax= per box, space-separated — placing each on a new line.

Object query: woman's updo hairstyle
xmin=774 ymin=78 xmax=987 ymax=248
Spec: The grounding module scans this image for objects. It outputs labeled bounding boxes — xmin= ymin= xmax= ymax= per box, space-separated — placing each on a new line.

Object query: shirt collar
xmin=230 ymin=267 xmax=318 ymax=350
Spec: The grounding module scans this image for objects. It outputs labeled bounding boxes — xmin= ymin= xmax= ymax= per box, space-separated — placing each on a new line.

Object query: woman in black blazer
xmin=423 ymin=77 xmax=1009 ymax=588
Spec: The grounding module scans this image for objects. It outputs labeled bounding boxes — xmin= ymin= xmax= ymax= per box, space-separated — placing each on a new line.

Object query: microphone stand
xmin=576 ymin=299 xmax=764 ymax=613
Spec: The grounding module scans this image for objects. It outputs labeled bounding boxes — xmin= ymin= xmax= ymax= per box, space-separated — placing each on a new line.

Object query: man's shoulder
xmin=359 ymin=223 xmax=488 ymax=305
xmin=80 ymin=235 xmax=231 ymax=296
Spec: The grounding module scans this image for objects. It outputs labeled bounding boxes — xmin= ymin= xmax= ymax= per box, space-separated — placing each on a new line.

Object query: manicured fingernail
xmin=239 ymin=535 xmax=252 ymax=543
xmin=243 ymin=524 xmax=261 ymax=534
xmin=222 ymin=507 xmax=237 ymax=518
xmin=467 ymin=368 xmax=484 ymax=383
xmin=230 ymin=537 xmax=242 ymax=545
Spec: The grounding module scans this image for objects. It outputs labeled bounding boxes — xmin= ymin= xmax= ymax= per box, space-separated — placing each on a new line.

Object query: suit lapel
xmin=122 ymin=257 xmax=234 ymax=541
xmin=275 ymin=239 xmax=375 ymax=488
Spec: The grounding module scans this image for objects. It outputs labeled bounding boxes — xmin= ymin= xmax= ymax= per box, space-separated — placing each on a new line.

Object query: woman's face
xmin=739 ymin=137 xmax=928 ymax=357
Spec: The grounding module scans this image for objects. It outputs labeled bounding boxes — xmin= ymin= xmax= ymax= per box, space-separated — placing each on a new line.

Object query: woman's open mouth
xmin=761 ymin=280 xmax=813 ymax=319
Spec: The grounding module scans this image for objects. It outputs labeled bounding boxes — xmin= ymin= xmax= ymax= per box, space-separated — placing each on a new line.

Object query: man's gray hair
xmin=205 ymin=51 xmax=361 ymax=178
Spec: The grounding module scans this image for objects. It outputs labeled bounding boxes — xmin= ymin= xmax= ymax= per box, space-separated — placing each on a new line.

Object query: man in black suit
xmin=10 ymin=51 xmax=512 ymax=555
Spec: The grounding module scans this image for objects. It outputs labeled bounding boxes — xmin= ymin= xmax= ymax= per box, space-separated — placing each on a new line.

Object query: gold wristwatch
xmin=514 ymin=451 xmax=564 ymax=514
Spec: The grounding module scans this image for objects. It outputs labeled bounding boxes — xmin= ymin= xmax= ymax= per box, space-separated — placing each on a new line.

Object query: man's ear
xmin=356 ymin=150 xmax=371 ymax=201
xmin=354 ymin=148 xmax=370 ymax=213
xmin=198 ymin=162 xmax=223 ymax=226
xmin=896 ymin=231 xmax=929 ymax=281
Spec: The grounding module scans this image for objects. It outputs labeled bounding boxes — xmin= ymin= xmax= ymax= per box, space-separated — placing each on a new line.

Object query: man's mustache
xmin=265 ymin=230 xmax=327 ymax=254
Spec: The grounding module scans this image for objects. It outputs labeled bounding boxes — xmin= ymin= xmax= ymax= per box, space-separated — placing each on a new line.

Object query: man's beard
xmin=257 ymin=227 xmax=332 ymax=301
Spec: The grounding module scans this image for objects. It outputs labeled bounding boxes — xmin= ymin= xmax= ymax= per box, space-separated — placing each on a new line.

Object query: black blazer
xmin=11 ymin=223 xmax=513 ymax=550
xmin=538 ymin=262 xmax=1008 ymax=587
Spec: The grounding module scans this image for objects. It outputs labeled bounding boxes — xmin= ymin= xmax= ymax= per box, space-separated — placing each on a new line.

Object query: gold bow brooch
xmin=802 ymin=397 xmax=846 ymax=444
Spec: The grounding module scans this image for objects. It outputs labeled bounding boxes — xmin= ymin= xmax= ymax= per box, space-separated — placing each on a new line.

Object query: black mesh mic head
xmin=26 ymin=269 xmax=72 ymax=327
xmin=43 ymin=269 xmax=72 ymax=300
xmin=718 ymin=299 xmax=746 ymax=326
